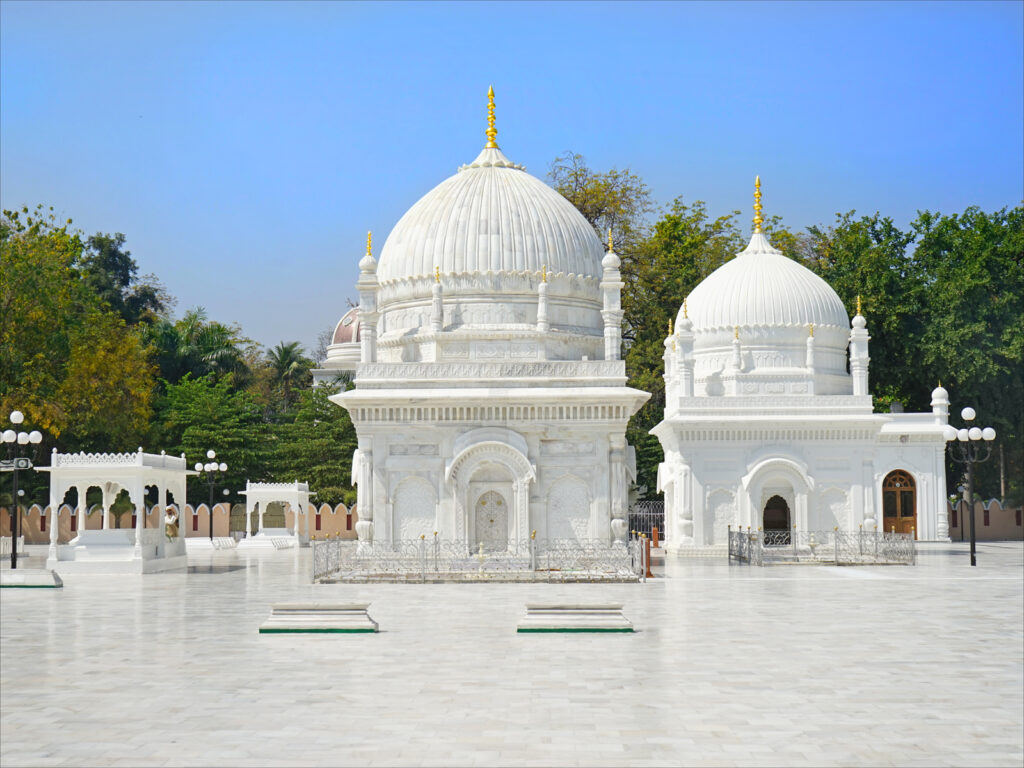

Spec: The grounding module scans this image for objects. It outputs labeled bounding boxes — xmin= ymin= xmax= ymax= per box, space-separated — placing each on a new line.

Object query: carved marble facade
xmin=653 ymin=225 xmax=951 ymax=550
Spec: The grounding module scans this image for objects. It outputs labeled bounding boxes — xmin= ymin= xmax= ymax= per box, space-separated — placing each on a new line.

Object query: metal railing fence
xmin=312 ymin=536 xmax=646 ymax=583
xmin=628 ymin=501 xmax=665 ymax=542
xmin=728 ymin=526 xmax=915 ymax=566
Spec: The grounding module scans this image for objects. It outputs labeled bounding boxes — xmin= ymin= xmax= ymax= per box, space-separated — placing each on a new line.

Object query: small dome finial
xmin=366 ymin=230 xmax=372 ymax=257
xmin=734 ymin=325 xmax=740 ymax=340
xmin=809 ymin=323 xmax=814 ymax=338
xmin=541 ymin=264 xmax=547 ymax=283
xmin=683 ymin=299 xmax=688 ymax=319
xmin=856 ymin=295 xmax=862 ymax=315
xmin=753 ymin=176 xmax=763 ymax=234
xmin=435 ymin=266 xmax=440 ymax=283
xmin=607 ymin=228 xmax=613 ymax=252
xmin=485 ymin=86 xmax=499 ymax=149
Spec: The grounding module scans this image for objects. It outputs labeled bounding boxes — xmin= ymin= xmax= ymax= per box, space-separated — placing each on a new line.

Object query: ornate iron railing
xmin=628 ymin=501 xmax=665 ymax=542
xmin=312 ymin=536 xmax=645 ymax=583
xmin=728 ymin=527 xmax=915 ymax=566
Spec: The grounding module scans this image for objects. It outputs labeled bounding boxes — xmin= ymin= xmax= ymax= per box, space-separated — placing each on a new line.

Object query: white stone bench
xmin=517 ymin=603 xmax=634 ymax=633
xmin=259 ymin=603 xmax=378 ymax=634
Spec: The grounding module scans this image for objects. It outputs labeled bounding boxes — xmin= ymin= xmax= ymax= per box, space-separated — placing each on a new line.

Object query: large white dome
xmin=377 ymin=147 xmax=603 ymax=282
xmin=679 ymin=232 xmax=850 ymax=331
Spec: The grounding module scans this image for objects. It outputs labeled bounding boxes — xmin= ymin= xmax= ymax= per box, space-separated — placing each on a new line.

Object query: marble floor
xmin=1 ymin=541 xmax=1022 ymax=767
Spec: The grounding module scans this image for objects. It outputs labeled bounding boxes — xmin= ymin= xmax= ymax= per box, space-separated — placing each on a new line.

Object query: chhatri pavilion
xmin=331 ymin=89 xmax=649 ymax=550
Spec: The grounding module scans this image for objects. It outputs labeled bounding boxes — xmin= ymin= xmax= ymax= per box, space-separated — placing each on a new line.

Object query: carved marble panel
xmin=393 ymin=477 xmax=436 ymax=540
xmin=708 ymin=489 xmax=735 ymax=546
xmin=546 ymin=476 xmax=590 ymax=541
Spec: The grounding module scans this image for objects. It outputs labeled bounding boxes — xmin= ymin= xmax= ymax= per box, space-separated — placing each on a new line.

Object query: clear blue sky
xmin=2 ymin=0 xmax=1021 ymax=351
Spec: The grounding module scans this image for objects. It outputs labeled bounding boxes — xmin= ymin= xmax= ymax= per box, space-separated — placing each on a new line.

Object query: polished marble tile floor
xmin=2 ymin=542 xmax=1022 ymax=767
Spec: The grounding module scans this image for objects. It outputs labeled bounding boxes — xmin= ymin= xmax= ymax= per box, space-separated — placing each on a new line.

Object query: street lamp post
xmin=2 ymin=411 xmax=44 ymax=569
xmin=194 ymin=450 xmax=227 ymax=543
xmin=943 ymin=407 xmax=996 ymax=567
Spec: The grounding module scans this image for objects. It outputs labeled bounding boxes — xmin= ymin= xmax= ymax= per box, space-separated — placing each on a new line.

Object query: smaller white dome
xmin=678 ymin=233 xmax=850 ymax=331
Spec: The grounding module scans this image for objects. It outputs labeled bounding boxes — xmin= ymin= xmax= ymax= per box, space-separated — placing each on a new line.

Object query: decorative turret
xmin=676 ymin=299 xmax=695 ymax=398
xmin=536 ymin=265 xmax=550 ymax=334
xmin=931 ymin=382 xmax=950 ymax=425
xmin=849 ymin=295 xmax=870 ymax=396
xmin=357 ymin=231 xmax=379 ymax=364
xmin=600 ymin=229 xmax=624 ymax=361
xmin=430 ymin=266 xmax=444 ymax=333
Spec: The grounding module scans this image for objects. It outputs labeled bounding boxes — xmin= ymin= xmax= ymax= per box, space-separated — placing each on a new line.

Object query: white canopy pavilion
xmin=38 ymin=448 xmax=194 ymax=573
xmin=238 ymin=481 xmax=315 ymax=549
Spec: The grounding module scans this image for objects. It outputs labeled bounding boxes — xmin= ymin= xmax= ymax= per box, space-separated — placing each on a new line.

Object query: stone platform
xmin=517 ymin=603 xmax=633 ymax=632
xmin=0 ymin=568 xmax=63 ymax=588
xmin=259 ymin=603 xmax=378 ymax=633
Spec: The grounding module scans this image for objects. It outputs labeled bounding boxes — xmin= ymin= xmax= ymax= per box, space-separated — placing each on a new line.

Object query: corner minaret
xmin=357 ymin=231 xmax=379 ymax=364
xmin=850 ymin=295 xmax=870 ymax=396
xmin=600 ymin=229 xmax=624 ymax=361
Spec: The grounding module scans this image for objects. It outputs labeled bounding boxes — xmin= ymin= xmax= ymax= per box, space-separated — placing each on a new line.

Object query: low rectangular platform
xmin=517 ymin=603 xmax=634 ymax=633
xmin=259 ymin=603 xmax=378 ymax=634
xmin=1 ymin=569 xmax=63 ymax=588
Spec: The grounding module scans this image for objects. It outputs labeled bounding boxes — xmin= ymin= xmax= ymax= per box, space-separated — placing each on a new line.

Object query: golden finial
xmin=485 ymin=85 xmax=499 ymax=149
xmin=366 ymin=230 xmax=372 ymax=256
xmin=809 ymin=323 xmax=814 ymax=338
xmin=683 ymin=299 xmax=688 ymax=319
xmin=607 ymin=228 xmax=613 ymax=252
xmin=435 ymin=266 xmax=440 ymax=283
xmin=753 ymin=176 xmax=763 ymax=234
xmin=668 ymin=318 xmax=673 ymax=336
xmin=856 ymin=295 xmax=862 ymax=315
xmin=541 ymin=264 xmax=547 ymax=283
xmin=734 ymin=325 xmax=739 ymax=340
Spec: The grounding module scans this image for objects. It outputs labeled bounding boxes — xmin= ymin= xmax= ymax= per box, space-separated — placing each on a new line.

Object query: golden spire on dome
xmin=856 ymin=295 xmax=862 ymax=315
xmin=809 ymin=323 xmax=814 ymax=338
xmin=435 ymin=266 xmax=440 ymax=283
xmin=485 ymin=86 xmax=499 ymax=149
xmin=734 ymin=325 xmax=739 ymax=340
xmin=753 ymin=176 xmax=763 ymax=234
xmin=668 ymin=317 xmax=673 ymax=336
xmin=541 ymin=264 xmax=547 ymax=283
xmin=607 ymin=228 xmax=614 ymax=252
xmin=683 ymin=299 xmax=688 ymax=319
xmin=366 ymin=231 xmax=372 ymax=256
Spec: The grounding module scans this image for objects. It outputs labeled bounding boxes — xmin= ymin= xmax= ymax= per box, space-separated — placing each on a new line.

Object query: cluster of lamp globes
xmin=2 ymin=411 xmax=43 ymax=446
xmin=942 ymin=407 xmax=996 ymax=443
xmin=194 ymin=449 xmax=227 ymax=474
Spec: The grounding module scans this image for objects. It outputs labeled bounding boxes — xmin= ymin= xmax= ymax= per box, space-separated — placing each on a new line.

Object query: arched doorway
xmin=762 ymin=495 xmax=791 ymax=544
xmin=474 ymin=490 xmax=508 ymax=552
xmin=883 ymin=470 xmax=916 ymax=537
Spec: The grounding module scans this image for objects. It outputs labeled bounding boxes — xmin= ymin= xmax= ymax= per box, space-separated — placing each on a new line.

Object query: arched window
xmin=883 ymin=470 xmax=916 ymax=537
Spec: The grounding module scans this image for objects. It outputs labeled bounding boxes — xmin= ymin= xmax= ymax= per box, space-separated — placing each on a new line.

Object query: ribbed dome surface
xmin=377 ymin=148 xmax=603 ymax=282
xmin=679 ymin=233 xmax=850 ymax=330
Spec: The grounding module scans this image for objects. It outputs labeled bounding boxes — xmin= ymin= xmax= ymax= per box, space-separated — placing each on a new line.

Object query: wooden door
xmin=882 ymin=471 xmax=916 ymax=538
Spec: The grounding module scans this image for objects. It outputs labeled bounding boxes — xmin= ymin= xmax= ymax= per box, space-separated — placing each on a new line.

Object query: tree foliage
xmin=77 ymin=232 xmax=168 ymax=325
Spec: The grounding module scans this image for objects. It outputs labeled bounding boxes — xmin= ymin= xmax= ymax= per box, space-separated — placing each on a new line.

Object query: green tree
xmin=266 ymin=341 xmax=313 ymax=408
xmin=77 ymin=232 xmax=168 ymax=325
xmin=157 ymin=375 xmax=269 ymax=504
xmin=547 ymin=152 xmax=656 ymax=257
xmin=268 ymin=384 xmax=357 ymax=505
xmin=146 ymin=308 xmax=250 ymax=386
xmin=0 ymin=206 xmax=154 ymax=451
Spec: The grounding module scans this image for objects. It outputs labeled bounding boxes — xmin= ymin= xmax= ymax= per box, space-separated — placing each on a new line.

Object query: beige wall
xmin=948 ymin=499 xmax=1024 ymax=542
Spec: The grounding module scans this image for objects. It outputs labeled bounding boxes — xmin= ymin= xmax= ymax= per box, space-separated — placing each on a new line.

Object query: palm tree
xmin=146 ymin=307 xmax=249 ymax=384
xmin=266 ymin=341 xmax=311 ymax=406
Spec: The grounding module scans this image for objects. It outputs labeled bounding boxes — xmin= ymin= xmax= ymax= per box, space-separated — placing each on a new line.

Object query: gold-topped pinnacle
xmin=753 ymin=175 xmax=763 ymax=234
xmin=809 ymin=323 xmax=814 ymax=338
xmin=435 ymin=266 xmax=440 ymax=283
xmin=607 ymin=228 xmax=614 ymax=252
xmin=485 ymin=86 xmax=499 ymax=149
xmin=366 ymin=230 xmax=372 ymax=256
xmin=683 ymin=299 xmax=688 ymax=319
xmin=541 ymin=264 xmax=547 ymax=283
xmin=734 ymin=325 xmax=739 ymax=340
xmin=668 ymin=317 xmax=673 ymax=336
xmin=856 ymin=295 xmax=862 ymax=315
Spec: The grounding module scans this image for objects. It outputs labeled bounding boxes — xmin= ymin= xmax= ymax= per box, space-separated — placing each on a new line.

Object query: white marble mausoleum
xmin=653 ymin=181 xmax=950 ymax=552
xmin=332 ymin=90 xmax=649 ymax=549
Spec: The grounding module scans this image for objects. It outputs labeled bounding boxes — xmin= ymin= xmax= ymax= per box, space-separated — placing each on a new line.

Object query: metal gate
xmin=628 ymin=500 xmax=665 ymax=542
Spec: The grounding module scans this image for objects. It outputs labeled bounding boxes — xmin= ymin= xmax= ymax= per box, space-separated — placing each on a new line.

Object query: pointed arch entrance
xmin=883 ymin=470 xmax=916 ymax=537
